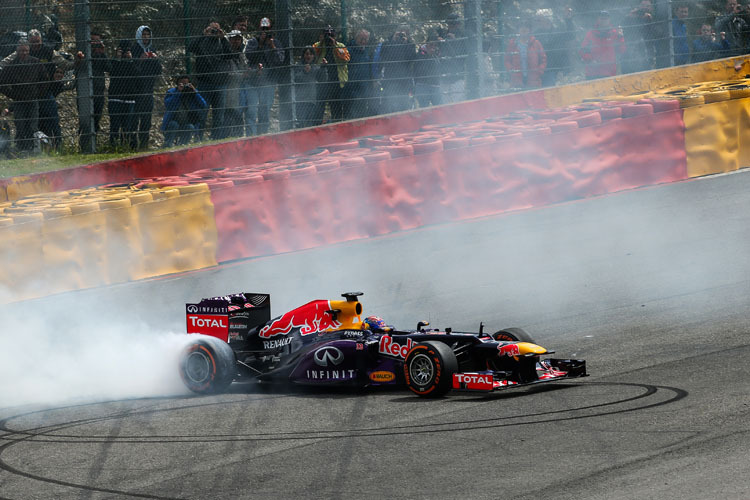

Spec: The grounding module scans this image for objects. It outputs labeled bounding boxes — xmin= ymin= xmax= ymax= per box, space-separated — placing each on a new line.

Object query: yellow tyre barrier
xmin=43 ymin=207 xmax=73 ymax=219
xmin=69 ymin=202 xmax=100 ymax=215
xmin=679 ymin=93 xmax=705 ymax=108
xmin=0 ymin=217 xmax=12 ymax=227
xmin=703 ymin=89 xmax=731 ymax=103
xmin=728 ymin=85 xmax=750 ymax=99
xmin=176 ymin=183 xmax=210 ymax=195
xmin=128 ymin=191 xmax=154 ymax=205
xmin=98 ymin=198 xmax=132 ymax=210
xmin=11 ymin=212 xmax=44 ymax=224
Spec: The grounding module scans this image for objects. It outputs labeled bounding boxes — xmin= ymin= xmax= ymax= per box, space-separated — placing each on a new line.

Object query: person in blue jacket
xmin=161 ymin=75 xmax=208 ymax=147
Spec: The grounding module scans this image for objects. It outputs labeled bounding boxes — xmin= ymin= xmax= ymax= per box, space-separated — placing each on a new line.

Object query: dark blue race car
xmin=180 ymin=292 xmax=586 ymax=397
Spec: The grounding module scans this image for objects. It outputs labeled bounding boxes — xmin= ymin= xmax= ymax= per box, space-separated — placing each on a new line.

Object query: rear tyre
xmin=493 ymin=327 xmax=535 ymax=344
xmin=180 ymin=335 xmax=236 ymax=394
xmin=403 ymin=341 xmax=458 ymax=398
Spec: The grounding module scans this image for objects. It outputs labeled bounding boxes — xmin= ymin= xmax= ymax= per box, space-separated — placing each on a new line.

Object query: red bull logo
xmin=497 ymin=343 xmax=521 ymax=357
xmin=259 ymin=300 xmax=342 ymax=339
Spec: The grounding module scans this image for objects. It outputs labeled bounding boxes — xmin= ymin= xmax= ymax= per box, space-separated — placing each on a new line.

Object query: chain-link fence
xmin=0 ymin=0 xmax=740 ymax=157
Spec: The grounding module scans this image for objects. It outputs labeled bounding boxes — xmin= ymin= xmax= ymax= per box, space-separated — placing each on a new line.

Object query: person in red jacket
xmin=504 ymin=20 xmax=547 ymax=88
xmin=579 ymin=11 xmax=625 ymax=80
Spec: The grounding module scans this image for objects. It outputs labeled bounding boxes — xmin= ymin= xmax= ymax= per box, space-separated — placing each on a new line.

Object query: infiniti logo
xmin=187 ymin=305 xmax=198 ymax=313
xmin=314 ymin=346 xmax=344 ymax=367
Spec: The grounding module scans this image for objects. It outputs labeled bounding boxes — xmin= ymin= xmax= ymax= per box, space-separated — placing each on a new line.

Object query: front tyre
xmin=403 ymin=341 xmax=458 ymax=398
xmin=180 ymin=335 xmax=236 ymax=394
xmin=493 ymin=327 xmax=535 ymax=344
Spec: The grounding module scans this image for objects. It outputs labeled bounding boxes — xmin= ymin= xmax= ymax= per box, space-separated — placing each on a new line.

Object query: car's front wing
xmin=452 ymin=358 xmax=587 ymax=392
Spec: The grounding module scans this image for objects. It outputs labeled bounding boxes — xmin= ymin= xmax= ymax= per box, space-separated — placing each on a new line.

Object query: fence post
xmin=464 ymin=0 xmax=482 ymax=100
xmin=277 ymin=0 xmax=293 ymax=131
xmin=184 ymin=0 xmax=192 ymax=75
xmin=75 ymin=0 xmax=95 ymax=153
xmin=340 ymin=0 xmax=348 ymax=44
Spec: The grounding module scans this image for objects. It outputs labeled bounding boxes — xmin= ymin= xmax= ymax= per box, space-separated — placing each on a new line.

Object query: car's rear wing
xmin=186 ymin=293 xmax=271 ymax=342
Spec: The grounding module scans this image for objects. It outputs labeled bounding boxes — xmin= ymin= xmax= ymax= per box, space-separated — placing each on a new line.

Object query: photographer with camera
xmin=313 ymin=26 xmax=350 ymax=123
xmin=161 ymin=75 xmax=208 ymax=147
xmin=188 ymin=21 xmax=232 ymax=140
xmin=715 ymin=0 xmax=750 ymax=56
xmin=243 ymin=17 xmax=285 ymax=135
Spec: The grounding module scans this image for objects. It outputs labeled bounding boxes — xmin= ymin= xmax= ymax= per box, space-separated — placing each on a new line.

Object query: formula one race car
xmin=180 ymin=292 xmax=586 ymax=397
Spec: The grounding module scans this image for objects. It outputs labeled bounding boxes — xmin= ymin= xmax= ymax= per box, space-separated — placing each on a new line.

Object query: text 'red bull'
xmin=259 ymin=300 xmax=342 ymax=339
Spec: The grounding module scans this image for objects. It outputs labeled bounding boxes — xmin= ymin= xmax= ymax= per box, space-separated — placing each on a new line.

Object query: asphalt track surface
xmin=2 ymin=169 xmax=750 ymax=499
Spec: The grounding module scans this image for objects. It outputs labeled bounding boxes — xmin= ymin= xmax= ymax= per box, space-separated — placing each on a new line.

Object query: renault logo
xmin=314 ymin=346 xmax=344 ymax=367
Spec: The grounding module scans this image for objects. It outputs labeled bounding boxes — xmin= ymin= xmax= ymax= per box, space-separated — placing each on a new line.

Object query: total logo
xmin=188 ymin=316 xmax=227 ymax=329
xmin=454 ymin=373 xmax=492 ymax=385
xmin=378 ymin=335 xmax=414 ymax=359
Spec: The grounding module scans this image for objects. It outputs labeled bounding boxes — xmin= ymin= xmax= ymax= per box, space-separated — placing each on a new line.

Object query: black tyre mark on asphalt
xmin=0 ymin=382 xmax=685 ymax=499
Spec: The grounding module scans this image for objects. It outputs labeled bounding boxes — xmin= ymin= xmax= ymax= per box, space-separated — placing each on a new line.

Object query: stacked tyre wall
xmin=1 ymin=56 xmax=748 ymax=301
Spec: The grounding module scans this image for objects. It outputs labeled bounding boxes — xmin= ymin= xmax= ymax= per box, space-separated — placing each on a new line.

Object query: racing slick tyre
xmin=180 ymin=335 xmax=236 ymax=394
xmin=403 ymin=341 xmax=458 ymax=398
xmin=493 ymin=327 xmax=535 ymax=344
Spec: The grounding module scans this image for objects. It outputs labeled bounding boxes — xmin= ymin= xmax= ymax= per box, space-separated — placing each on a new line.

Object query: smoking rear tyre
xmin=493 ymin=327 xmax=535 ymax=344
xmin=403 ymin=341 xmax=458 ymax=398
xmin=180 ymin=335 xmax=236 ymax=394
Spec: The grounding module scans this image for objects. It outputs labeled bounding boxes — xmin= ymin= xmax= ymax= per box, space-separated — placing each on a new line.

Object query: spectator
xmin=579 ymin=11 xmax=626 ymax=80
xmin=414 ymin=32 xmax=444 ymax=108
xmin=38 ymin=65 xmax=74 ymax=151
xmin=533 ymin=6 xmax=577 ymax=87
xmin=225 ymin=30 xmax=248 ymax=137
xmin=0 ymin=38 xmax=47 ymax=152
xmin=378 ymin=26 xmax=416 ymax=114
xmin=693 ymin=24 xmax=731 ymax=62
xmin=108 ymin=40 xmax=137 ymax=148
xmin=672 ymin=4 xmax=690 ymax=65
xmin=0 ymin=107 xmax=11 ymax=157
xmin=244 ymin=17 xmax=285 ymax=135
xmin=715 ymin=0 xmax=750 ymax=56
xmin=41 ymin=14 xmax=63 ymax=52
xmin=294 ymin=46 xmax=326 ymax=128
xmin=231 ymin=16 xmax=249 ymax=35
xmin=74 ymin=32 xmax=111 ymax=151
xmin=345 ymin=29 xmax=375 ymax=119
xmin=188 ymin=21 xmax=231 ymax=140
xmin=130 ymin=26 xmax=162 ymax=150
xmin=161 ymin=75 xmax=207 ymax=147
xmin=313 ymin=26 xmax=350 ymax=123
xmin=621 ymin=0 xmax=661 ymax=73
xmin=440 ymin=13 xmax=468 ymax=103
xmin=504 ymin=20 xmax=547 ymax=89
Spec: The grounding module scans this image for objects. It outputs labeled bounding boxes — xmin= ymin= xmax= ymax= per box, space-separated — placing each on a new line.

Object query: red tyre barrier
xmin=469 ymin=135 xmax=496 ymax=146
xmin=338 ymin=156 xmax=367 ymax=167
xmin=290 ymin=166 xmax=317 ymax=176
xmin=313 ymin=159 xmax=341 ymax=172
xmin=205 ymin=180 xmax=235 ymax=190
xmin=326 ymin=141 xmax=360 ymax=151
xmin=262 ymin=170 xmax=291 ymax=181
xmin=376 ymin=145 xmax=414 ymax=158
xmin=568 ymin=112 xmax=602 ymax=127
xmin=598 ymin=106 xmax=622 ymax=120
xmin=521 ymin=127 xmax=552 ymax=137
xmin=638 ymin=98 xmax=680 ymax=113
xmin=412 ymin=139 xmax=444 ymax=154
xmin=620 ymin=103 xmax=654 ymax=118
xmin=362 ymin=151 xmax=392 ymax=163
xmin=443 ymin=137 xmax=470 ymax=149
xmin=231 ymin=175 xmax=264 ymax=185
xmin=549 ymin=121 xmax=579 ymax=134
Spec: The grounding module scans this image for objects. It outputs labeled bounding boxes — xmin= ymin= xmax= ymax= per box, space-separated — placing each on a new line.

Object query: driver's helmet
xmin=362 ymin=315 xmax=391 ymax=332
